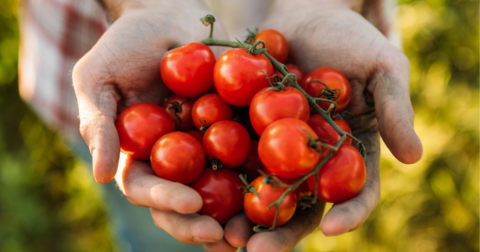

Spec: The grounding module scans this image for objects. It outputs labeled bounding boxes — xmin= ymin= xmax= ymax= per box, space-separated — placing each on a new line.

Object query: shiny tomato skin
xmin=249 ymin=86 xmax=310 ymax=136
xmin=116 ymin=102 xmax=175 ymax=160
xmin=274 ymin=64 xmax=305 ymax=84
xmin=185 ymin=130 xmax=204 ymax=144
xmin=235 ymin=140 xmax=263 ymax=183
xmin=162 ymin=95 xmax=196 ymax=131
xmin=258 ymin=118 xmax=321 ymax=178
xmin=307 ymin=145 xmax=366 ymax=203
xmin=191 ymin=94 xmax=232 ymax=130
xmin=214 ymin=48 xmax=274 ymax=106
xmin=160 ymin=42 xmax=215 ymax=97
xmin=255 ymin=29 xmax=289 ymax=63
xmin=203 ymin=121 xmax=251 ymax=168
xmin=302 ymin=67 xmax=351 ymax=113
xmin=190 ymin=168 xmax=244 ymax=224
xmin=307 ymin=114 xmax=352 ymax=146
xmin=150 ymin=132 xmax=206 ymax=184
xmin=244 ymin=175 xmax=297 ymax=227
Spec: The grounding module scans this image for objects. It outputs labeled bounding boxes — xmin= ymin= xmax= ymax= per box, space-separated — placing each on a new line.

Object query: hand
xmin=73 ymin=0 xmax=233 ymax=249
xmin=214 ymin=1 xmax=423 ymax=251
xmin=73 ymin=0 xmax=228 ymax=183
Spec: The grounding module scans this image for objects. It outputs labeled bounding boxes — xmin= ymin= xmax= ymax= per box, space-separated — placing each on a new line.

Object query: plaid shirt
xmin=19 ymin=0 xmax=396 ymax=142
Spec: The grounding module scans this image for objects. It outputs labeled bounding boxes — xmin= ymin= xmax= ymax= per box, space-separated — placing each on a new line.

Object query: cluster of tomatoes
xmin=115 ymin=28 xmax=366 ymax=229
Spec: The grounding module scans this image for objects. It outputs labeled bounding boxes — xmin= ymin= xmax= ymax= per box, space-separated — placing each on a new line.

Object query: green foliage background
xmin=0 ymin=0 xmax=478 ymax=251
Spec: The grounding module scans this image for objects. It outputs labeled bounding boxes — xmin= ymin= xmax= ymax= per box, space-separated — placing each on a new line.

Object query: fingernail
xmin=193 ymin=237 xmax=219 ymax=243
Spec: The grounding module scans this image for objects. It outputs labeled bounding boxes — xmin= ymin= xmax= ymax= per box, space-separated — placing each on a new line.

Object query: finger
xmin=246 ymin=201 xmax=326 ymax=252
xmin=371 ymin=50 xmax=423 ymax=164
xmin=150 ymin=208 xmax=223 ymax=244
xmin=203 ymin=238 xmax=238 ymax=252
xmin=321 ymin=115 xmax=380 ymax=235
xmin=116 ymin=154 xmax=203 ymax=213
xmin=73 ymin=55 xmax=121 ymax=183
xmin=224 ymin=212 xmax=255 ymax=248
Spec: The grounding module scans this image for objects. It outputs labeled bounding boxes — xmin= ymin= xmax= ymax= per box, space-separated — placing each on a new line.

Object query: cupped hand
xmin=215 ymin=1 xmax=423 ymax=251
xmin=73 ymin=1 xmax=228 ymax=184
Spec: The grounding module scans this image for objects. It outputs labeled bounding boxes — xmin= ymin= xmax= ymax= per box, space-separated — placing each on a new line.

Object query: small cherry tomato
xmin=191 ymin=93 xmax=232 ymax=130
xmin=150 ymin=132 xmax=205 ymax=184
xmin=302 ymin=67 xmax=351 ymax=113
xmin=185 ymin=130 xmax=204 ymax=144
xmin=214 ymin=48 xmax=274 ymax=106
xmin=160 ymin=42 xmax=215 ymax=97
xmin=203 ymin=121 xmax=251 ymax=168
xmin=307 ymin=145 xmax=366 ymax=203
xmin=255 ymin=29 xmax=289 ymax=63
xmin=274 ymin=64 xmax=305 ymax=84
xmin=235 ymin=140 xmax=263 ymax=183
xmin=116 ymin=102 xmax=175 ymax=160
xmin=307 ymin=114 xmax=352 ymax=146
xmin=258 ymin=118 xmax=321 ymax=178
xmin=190 ymin=168 xmax=244 ymax=224
xmin=249 ymin=86 xmax=310 ymax=135
xmin=162 ymin=95 xmax=195 ymax=131
xmin=244 ymin=175 xmax=297 ymax=227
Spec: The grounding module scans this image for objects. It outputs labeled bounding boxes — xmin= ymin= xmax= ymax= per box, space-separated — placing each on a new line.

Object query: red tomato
xmin=235 ymin=140 xmax=263 ymax=183
xmin=116 ymin=103 xmax=175 ymax=160
xmin=307 ymin=145 xmax=366 ymax=203
xmin=160 ymin=42 xmax=215 ymax=97
xmin=190 ymin=168 xmax=244 ymax=224
xmin=261 ymin=169 xmax=311 ymax=200
xmin=161 ymin=95 xmax=195 ymax=131
xmin=191 ymin=93 xmax=233 ymax=130
xmin=214 ymin=48 xmax=274 ymax=106
xmin=302 ymin=67 xmax=351 ymax=113
xmin=307 ymin=114 xmax=352 ymax=146
xmin=274 ymin=64 xmax=305 ymax=84
xmin=203 ymin=121 xmax=251 ymax=168
xmin=249 ymin=86 xmax=310 ymax=135
xmin=150 ymin=132 xmax=205 ymax=184
xmin=185 ymin=130 xmax=204 ymax=144
xmin=255 ymin=29 xmax=289 ymax=63
xmin=244 ymin=175 xmax=297 ymax=227
xmin=258 ymin=118 xmax=321 ymax=178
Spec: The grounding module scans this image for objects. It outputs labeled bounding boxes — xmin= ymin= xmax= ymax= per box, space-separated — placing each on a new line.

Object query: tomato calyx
xmin=209 ymin=156 xmax=227 ymax=170
xmin=239 ymin=174 xmax=260 ymax=198
xmin=199 ymin=119 xmax=211 ymax=131
xmin=244 ymin=28 xmax=257 ymax=44
xmin=297 ymin=195 xmax=315 ymax=210
xmin=296 ymin=126 xmax=337 ymax=155
xmin=164 ymin=98 xmax=190 ymax=123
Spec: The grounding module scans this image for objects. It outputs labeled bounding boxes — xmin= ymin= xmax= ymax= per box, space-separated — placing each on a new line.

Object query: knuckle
xmin=378 ymin=49 xmax=410 ymax=73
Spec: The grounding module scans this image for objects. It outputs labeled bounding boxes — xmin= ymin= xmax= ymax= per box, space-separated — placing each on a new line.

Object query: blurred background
xmin=0 ymin=0 xmax=478 ymax=251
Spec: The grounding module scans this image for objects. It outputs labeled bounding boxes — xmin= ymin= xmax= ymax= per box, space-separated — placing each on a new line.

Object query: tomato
xmin=235 ymin=140 xmax=263 ymax=183
xmin=244 ymin=175 xmax=297 ymax=227
xmin=255 ymin=29 xmax=289 ymax=63
xmin=185 ymin=130 xmax=204 ymax=144
xmin=160 ymin=42 xmax=215 ymax=97
xmin=161 ymin=95 xmax=195 ymax=131
xmin=261 ymin=169 xmax=311 ymax=200
xmin=116 ymin=103 xmax=175 ymax=160
xmin=249 ymin=86 xmax=310 ymax=135
xmin=307 ymin=145 xmax=366 ymax=203
xmin=301 ymin=67 xmax=351 ymax=113
xmin=190 ymin=168 xmax=244 ymax=224
xmin=258 ymin=118 xmax=321 ymax=178
xmin=203 ymin=121 xmax=251 ymax=168
xmin=214 ymin=48 xmax=274 ymax=106
xmin=274 ymin=64 xmax=305 ymax=84
xmin=191 ymin=93 xmax=232 ymax=130
xmin=150 ymin=132 xmax=205 ymax=184
xmin=307 ymin=114 xmax=352 ymax=146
